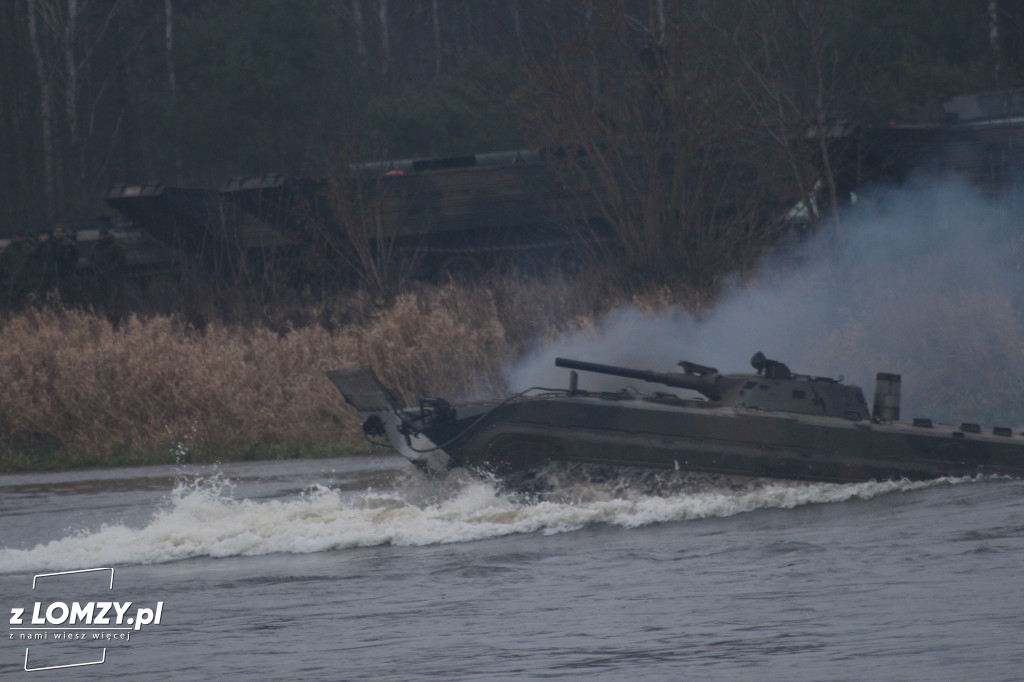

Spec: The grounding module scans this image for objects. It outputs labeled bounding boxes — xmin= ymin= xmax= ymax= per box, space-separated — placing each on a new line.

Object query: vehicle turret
xmin=556 ymin=353 xmax=873 ymax=420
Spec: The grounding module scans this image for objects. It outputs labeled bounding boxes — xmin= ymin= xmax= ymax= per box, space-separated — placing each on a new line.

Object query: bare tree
xmin=990 ymin=0 xmax=1002 ymax=84
xmin=26 ymin=0 xmax=56 ymax=211
xmin=432 ymin=0 xmax=442 ymax=77
xmin=716 ymin=1 xmax=850 ymax=226
xmin=352 ymin=0 xmax=368 ymax=67
xmin=510 ymin=1 xmax=524 ymax=53
xmin=378 ymin=0 xmax=389 ymax=79
xmin=304 ymin=147 xmax=420 ymax=299
xmin=520 ymin=0 xmax=793 ymax=293
xmin=24 ymin=0 xmax=132 ymax=217
xmin=165 ymin=0 xmax=182 ymax=183
xmin=64 ymin=0 xmax=79 ymax=149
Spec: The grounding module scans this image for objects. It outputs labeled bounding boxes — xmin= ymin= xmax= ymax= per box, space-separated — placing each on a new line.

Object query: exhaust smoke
xmin=508 ymin=173 xmax=1024 ymax=426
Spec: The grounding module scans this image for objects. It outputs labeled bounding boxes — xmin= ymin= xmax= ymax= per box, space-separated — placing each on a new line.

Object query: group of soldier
xmin=0 ymin=223 xmax=126 ymax=311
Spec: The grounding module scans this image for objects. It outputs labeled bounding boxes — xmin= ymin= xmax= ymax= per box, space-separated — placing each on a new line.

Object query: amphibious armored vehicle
xmin=327 ymin=353 xmax=1024 ymax=485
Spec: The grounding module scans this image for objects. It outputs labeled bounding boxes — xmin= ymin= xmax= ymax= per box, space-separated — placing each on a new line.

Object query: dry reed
xmin=0 ymin=272 xmax=655 ymax=470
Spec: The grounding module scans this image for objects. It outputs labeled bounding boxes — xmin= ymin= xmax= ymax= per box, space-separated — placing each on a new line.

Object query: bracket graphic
xmin=24 ymin=648 xmax=106 ymax=672
xmin=20 ymin=567 xmax=116 ymax=671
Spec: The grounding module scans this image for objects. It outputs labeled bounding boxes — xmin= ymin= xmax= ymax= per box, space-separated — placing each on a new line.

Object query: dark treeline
xmin=3 ymin=0 xmax=1024 ymax=236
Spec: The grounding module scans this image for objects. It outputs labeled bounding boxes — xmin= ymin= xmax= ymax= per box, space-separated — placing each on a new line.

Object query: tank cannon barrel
xmin=554 ymin=357 xmax=723 ymax=400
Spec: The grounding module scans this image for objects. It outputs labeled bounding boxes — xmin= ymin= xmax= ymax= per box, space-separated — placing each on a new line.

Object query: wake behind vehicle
xmin=328 ymin=353 xmax=1024 ymax=486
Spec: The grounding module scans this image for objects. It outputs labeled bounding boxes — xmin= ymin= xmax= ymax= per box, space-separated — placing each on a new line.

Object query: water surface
xmin=1 ymin=456 xmax=1021 ymax=680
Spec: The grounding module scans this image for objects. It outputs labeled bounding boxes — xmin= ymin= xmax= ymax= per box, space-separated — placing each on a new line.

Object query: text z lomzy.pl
xmin=10 ymin=602 xmax=163 ymax=631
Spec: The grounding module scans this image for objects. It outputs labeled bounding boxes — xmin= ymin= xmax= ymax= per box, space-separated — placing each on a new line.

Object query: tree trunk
xmin=510 ymin=1 xmax=523 ymax=53
xmin=0 ymin=2 xmax=34 ymax=219
xmin=165 ymin=0 xmax=176 ymax=96
xmin=990 ymin=0 xmax=1001 ymax=84
xmin=653 ymin=0 xmax=665 ymax=44
xmin=26 ymin=0 xmax=56 ymax=213
xmin=378 ymin=0 xmax=389 ymax=79
xmin=432 ymin=0 xmax=441 ymax=76
xmin=64 ymin=0 xmax=78 ymax=148
xmin=351 ymin=0 xmax=367 ymax=68
xmin=165 ymin=0 xmax=182 ymax=183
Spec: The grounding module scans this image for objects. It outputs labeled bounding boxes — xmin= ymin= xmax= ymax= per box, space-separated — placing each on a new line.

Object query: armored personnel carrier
xmin=328 ymin=353 xmax=1024 ymax=485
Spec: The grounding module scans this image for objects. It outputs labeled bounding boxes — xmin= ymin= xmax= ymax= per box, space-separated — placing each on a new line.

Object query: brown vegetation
xmin=0 ymin=271 xmax=677 ymax=471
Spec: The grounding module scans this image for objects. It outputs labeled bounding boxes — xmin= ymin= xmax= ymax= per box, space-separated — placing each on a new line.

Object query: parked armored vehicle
xmin=0 ymin=218 xmax=180 ymax=289
xmin=73 ymin=220 xmax=181 ymax=277
xmin=328 ymin=353 xmax=1024 ymax=486
xmin=103 ymin=96 xmax=1024 ymax=290
xmin=104 ymin=182 xmax=304 ymax=257
xmin=102 ymin=151 xmax=610 ymax=285
xmin=104 ymin=181 xmax=311 ymax=287
xmin=224 ymin=150 xmax=612 ymax=278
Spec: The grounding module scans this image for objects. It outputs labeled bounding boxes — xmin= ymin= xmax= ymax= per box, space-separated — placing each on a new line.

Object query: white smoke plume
xmin=508 ymin=173 xmax=1024 ymax=426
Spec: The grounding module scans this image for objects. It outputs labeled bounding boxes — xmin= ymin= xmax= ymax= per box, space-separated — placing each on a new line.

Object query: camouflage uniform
xmin=90 ymin=229 xmax=126 ymax=311
xmin=0 ymin=234 xmax=33 ymax=309
xmin=31 ymin=232 xmax=57 ymax=298
xmin=52 ymin=226 xmax=80 ymax=302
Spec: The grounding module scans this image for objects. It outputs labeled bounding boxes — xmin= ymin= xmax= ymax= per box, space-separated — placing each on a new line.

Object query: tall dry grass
xmin=0 ymin=271 xmax=677 ymax=470
xmin=0 ymin=307 xmax=350 ymax=467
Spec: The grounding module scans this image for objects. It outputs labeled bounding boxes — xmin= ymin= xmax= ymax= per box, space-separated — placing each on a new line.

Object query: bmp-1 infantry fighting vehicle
xmin=328 ymin=353 xmax=1024 ymax=485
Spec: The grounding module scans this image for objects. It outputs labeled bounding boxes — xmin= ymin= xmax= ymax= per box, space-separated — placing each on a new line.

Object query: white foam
xmin=0 ymin=472 xmax=964 ymax=573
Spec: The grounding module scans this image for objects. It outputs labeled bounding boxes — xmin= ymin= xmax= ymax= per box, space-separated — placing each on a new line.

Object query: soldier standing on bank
xmin=52 ymin=224 xmax=79 ymax=302
xmin=31 ymin=230 xmax=57 ymax=299
xmin=90 ymin=226 xmax=126 ymax=312
xmin=0 ymin=232 xmax=33 ymax=309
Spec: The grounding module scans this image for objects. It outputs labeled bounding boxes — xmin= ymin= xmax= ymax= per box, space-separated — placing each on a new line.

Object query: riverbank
xmin=0 ymin=436 xmax=376 ymax=473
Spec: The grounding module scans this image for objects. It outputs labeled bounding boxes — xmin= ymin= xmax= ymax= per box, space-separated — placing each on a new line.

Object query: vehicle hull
xmin=415 ymin=396 xmax=1024 ymax=484
xmin=327 ymin=365 xmax=1024 ymax=486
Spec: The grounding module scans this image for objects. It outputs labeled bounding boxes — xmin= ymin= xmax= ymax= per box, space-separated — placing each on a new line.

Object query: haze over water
xmin=2 ymin=456 xmax=1022 ymax=680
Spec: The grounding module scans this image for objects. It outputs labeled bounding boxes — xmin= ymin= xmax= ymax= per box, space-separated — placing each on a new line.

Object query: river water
xmin=1 ymin=455 xmax=1022 ymax=680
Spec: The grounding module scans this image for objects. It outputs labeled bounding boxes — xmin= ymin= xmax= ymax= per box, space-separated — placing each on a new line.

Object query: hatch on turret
xmin=711 ymin=353 xmax=869 ymax=418
xmin=727 ymin=373 xmax=871 ymax=419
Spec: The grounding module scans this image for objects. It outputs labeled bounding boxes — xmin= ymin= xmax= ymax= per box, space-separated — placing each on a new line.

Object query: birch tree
xmin=378 ymin=0 xmax=389 ymax=79
xmin=165 ymin=0 xmax=182 ymax=183
xmin=352 ymin=0 xmax=367 ymax=67
xmin=26 ymin=0 xmax=56 ymax=211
